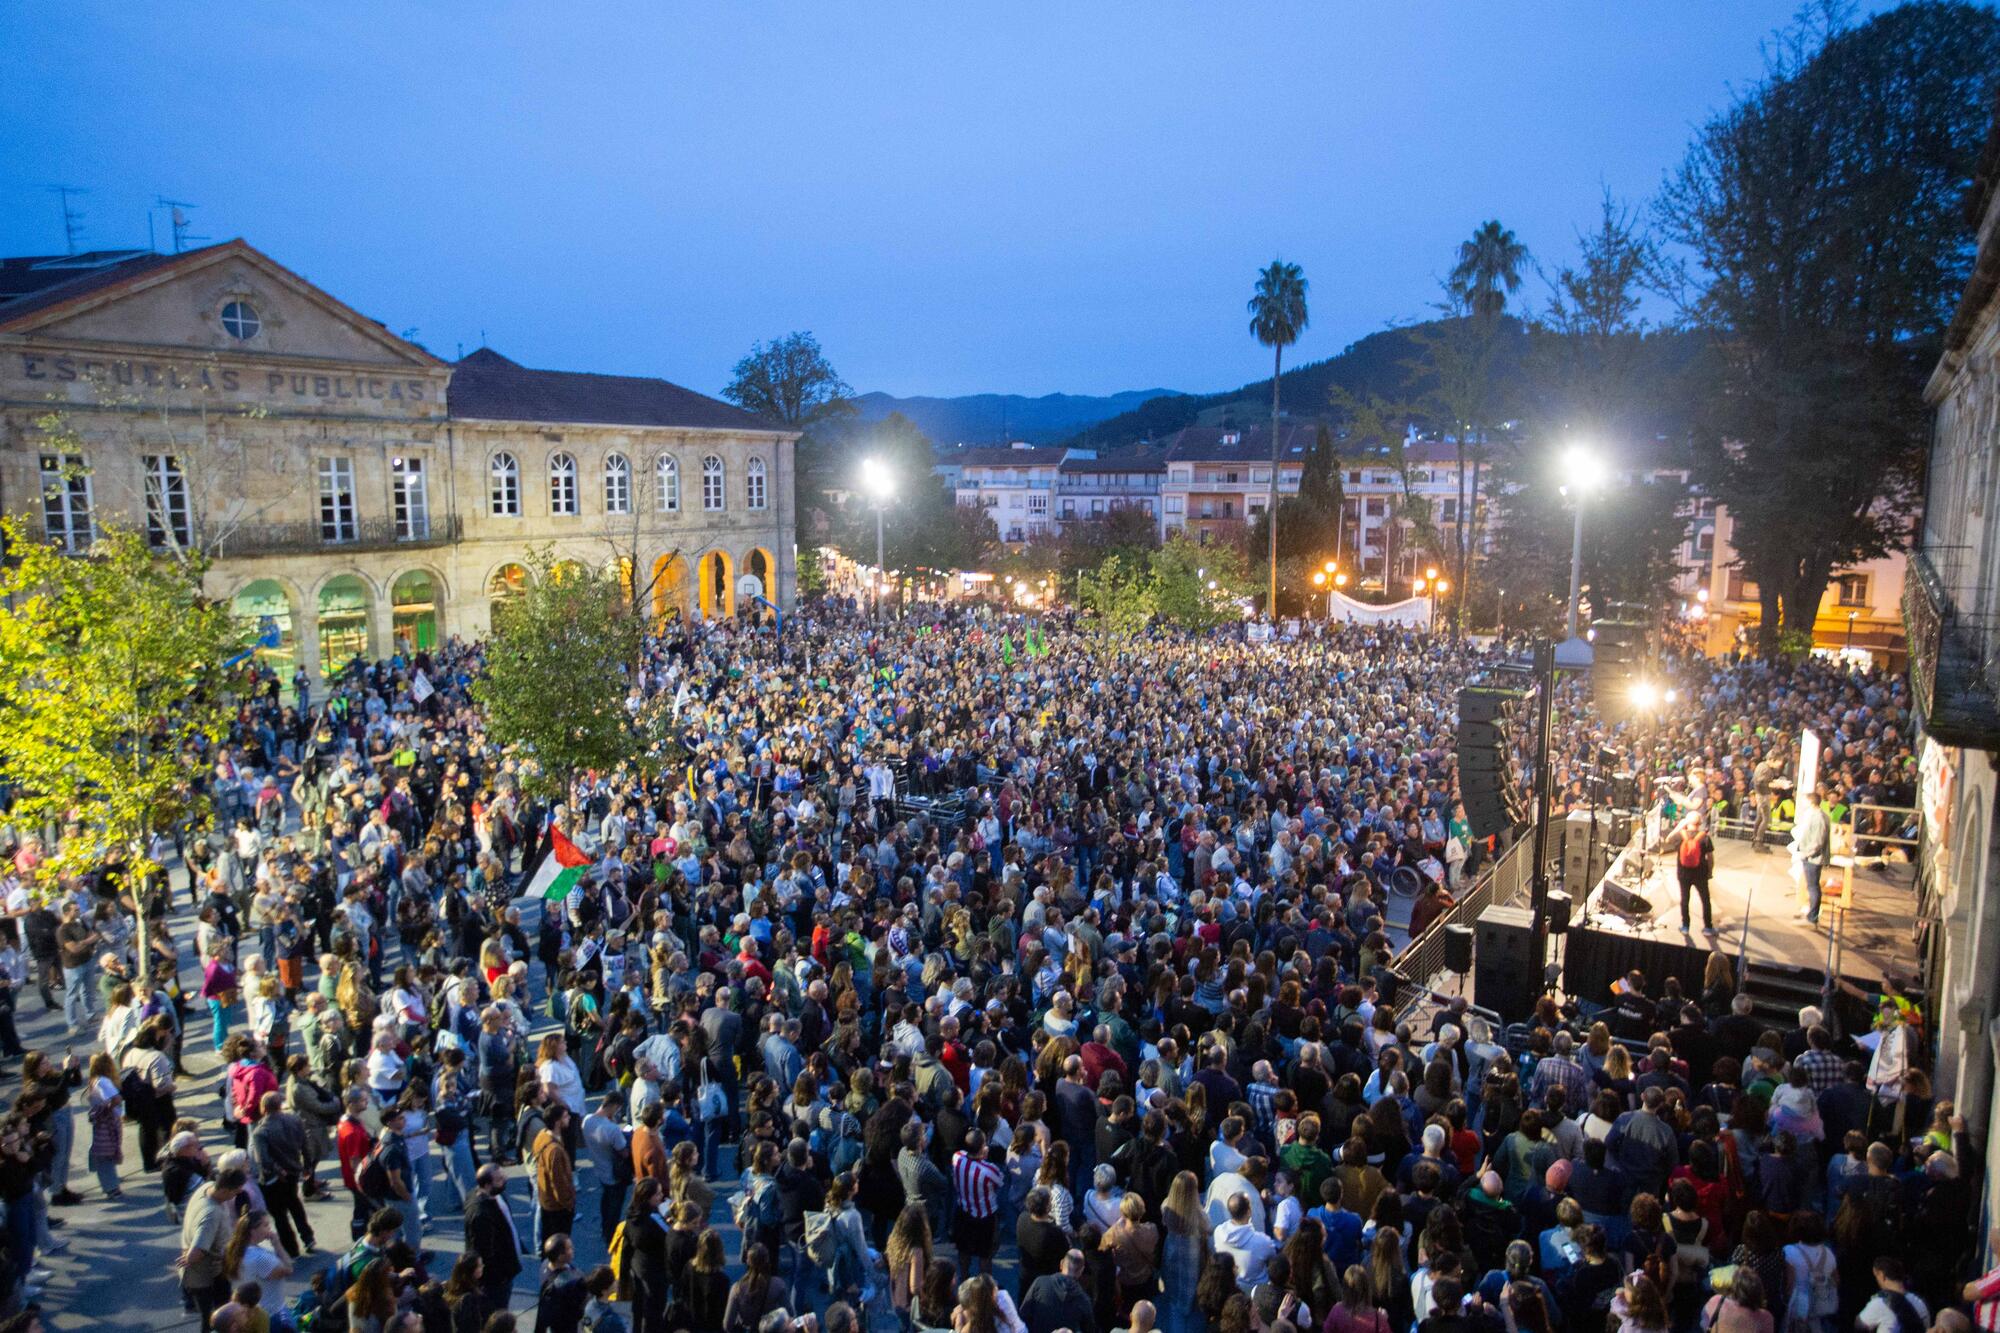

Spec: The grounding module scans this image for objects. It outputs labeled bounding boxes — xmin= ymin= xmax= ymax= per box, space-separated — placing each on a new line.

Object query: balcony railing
xmin=214 ymin=513 xmax=463 ymax=559
xmin=1905 ymin=548 xmax=2000 ymax=749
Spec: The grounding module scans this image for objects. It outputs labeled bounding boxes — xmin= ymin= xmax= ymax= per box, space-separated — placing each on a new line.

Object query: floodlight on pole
xmin=860 ymin=456 xmax=893 ymax=619
xmin=1561 ymin=443 xmax=1606 ymax=641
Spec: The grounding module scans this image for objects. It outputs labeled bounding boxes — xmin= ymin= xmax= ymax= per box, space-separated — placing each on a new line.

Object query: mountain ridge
xmin=852 ymin=388 xmax=1178 ymax=445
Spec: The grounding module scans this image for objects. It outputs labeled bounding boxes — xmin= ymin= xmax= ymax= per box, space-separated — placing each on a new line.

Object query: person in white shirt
xmin=1270 ymin=1168 xmax=1303 ymax=1244
xmin=1856 ymin=1256 xmax=1928 ymax=1333
xmin=1208 ymin=1116 xmax=1249 ymax=1183
xmin=1212 ymin=1191 xmax=1277 ymax=1292
xmin=1204 ymin=1164 xmax=1266 ymax=1233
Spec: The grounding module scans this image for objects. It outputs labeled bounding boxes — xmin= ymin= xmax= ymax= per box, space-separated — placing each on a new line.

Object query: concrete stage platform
xmin=1572 ymin=832 xmax=1920 ymax=992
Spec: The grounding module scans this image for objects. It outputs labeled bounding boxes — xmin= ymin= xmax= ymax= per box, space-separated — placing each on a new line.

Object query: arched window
xmin=701 ymin=455 xmax=725 ymax=512
xmin=489 ymin=451 xmax=520 ymax=517
xmin=549 ymin=451 xmax=577 ymax=515
xmin=656 ymin=456 xmax=680 ymax=513
xmin=604 ymin=452 xmax=631 ymax=515
xmin=746 ymin=457 xmax=768 ymax=511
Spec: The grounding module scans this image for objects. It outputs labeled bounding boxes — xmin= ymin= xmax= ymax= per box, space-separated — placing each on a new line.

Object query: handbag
xmin=696 ymin=1060 xmax=728 ymax=1121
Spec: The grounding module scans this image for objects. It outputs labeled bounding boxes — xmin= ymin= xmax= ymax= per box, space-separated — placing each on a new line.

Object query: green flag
xmin=1001 ymin=634 xmax=1015 ymax=665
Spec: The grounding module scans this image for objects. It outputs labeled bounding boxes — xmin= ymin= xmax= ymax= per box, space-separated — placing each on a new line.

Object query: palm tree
xmin=1449 ymin=220 xmax=1528 ymax=322
xmin=1248 ymin=260 xmax=1309 ymax=617
xmin=1444 ymin=221 xmax=1527 ymax=633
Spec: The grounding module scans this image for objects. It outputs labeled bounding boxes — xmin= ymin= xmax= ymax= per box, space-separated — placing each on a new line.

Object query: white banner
xmin=1327 ymin=592 xmax=1432 ymax=627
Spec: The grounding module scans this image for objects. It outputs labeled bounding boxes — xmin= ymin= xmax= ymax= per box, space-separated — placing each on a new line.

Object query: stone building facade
xmin=1911 ymin=102 xmax=2000 ymax=1240
xmin=0 ymin=240 xmax=797 ymax=683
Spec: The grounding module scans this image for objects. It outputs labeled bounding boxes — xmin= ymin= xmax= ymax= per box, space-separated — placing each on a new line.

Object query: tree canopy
xmin=1657 ymin=0 xmax=2000 ymax=652
xmin=473 ymin=549 xmax=654 ymax=798
xmin=721 ymin=331 xmax=855 ymax=427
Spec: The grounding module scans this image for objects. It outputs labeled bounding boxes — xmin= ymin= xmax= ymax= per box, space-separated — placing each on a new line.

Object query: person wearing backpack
xmin=733 ymin=1141 xmax=785 ymax=1267
xmin=1855 ymin=1257 xmax=1928 ymax=1333
xmin=1781 ymin=1212 xmax=1838 ymax=1333
xmin=225 ymin=1036 xmax=279 ymax=1151
xmin=1674 ymin=814 xmax=1715 ymax=935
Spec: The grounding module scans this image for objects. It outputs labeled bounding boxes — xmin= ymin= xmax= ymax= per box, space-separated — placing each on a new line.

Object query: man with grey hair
xmin=1606 ymin=1086 xmax=1679 ymax=1195
xmin=1529 ymin=1030 xmax=1588 ymax=1113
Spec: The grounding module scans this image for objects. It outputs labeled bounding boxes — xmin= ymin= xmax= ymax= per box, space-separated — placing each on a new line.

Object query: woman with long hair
xmin=1035 ymin=1139 xmax=1075 ymax=1231
xmin=346 ymin=1258 xmax=399 ymax=1333
xmin=1194 ymin=1254 xmax=1239 ymax=1330
xmin=914 ymin=1258 xmax=958 ymax=1333
xmin=1325 ymin=1265 xmax=1387 ymax=1333
xmin=885 ymin=1202 xmax=934 ymax=1329
xmin=222 ymin=1208 xmax=294 ymax=1314
xmin=722 ymin=1241 xmax=786 ymax=1333
xmin=84 ymin=1050 xmax=124 ymax=1198
xmin=951 ymin=1272 xmax=1025 ymax=1333
xmin=1283 ymin=1218 xmax=1340 ymax=1323
xmin=1611 ymin=1271 xmax=1670 ymax=1333
xmin=1370 ymin=1222 xmax=1413 ymax=1333
xmin=443 ymin=1253 xmax=489 ymax=1333
xmin=676 ymin=1229 xmax=729 ymax=1332
xmin=665 ymin=1139 xmax=714 ymax=1217
xmin=623 ymin=1178 xmax=671 ymax=1333
xmin=1155 ymin=1170 xmax=1207 ymax=1333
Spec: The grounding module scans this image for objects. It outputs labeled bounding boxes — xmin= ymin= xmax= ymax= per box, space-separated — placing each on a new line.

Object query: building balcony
xmin=1905 ymin=547 xmax=2000 ymax=749
xmin=214 ymin=513 xmax=464 ymax=559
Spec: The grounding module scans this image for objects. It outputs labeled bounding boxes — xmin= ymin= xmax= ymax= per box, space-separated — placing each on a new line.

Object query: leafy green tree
xmin=828 ymin=413 xmax=998 ymax=603
xmin=724 ymin=332 xmax=857 ymax=546
xmin=1058 ymin=505 xmax=1160 ymax=580
xmin=721 ymin=331 xmax=855 ymax=427
xmin=1151 ymin=533 xmax=1249 ymax=629
xmin=1529 ymin=192 xmax=1670 ymax=447
xmin=0 ymin=519 xmax=238 ymax=967
xmin=1079 ymin=552 xmax=1156 ymax=639
xmin=796 ymin=545 xmax=828 ymax=601
xmin=1249 ymin=260 xmax=1309 ymax=614
xmin=474 ymin=549 xmax=650 ymax=799
xmin=1656 ymin=1 xmax=2000 ymax=654
xmin=1486 ymin=463 xmax=1690 ymax=633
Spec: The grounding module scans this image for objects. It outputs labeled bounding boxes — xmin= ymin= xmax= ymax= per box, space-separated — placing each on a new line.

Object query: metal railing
xmin=213 ymin=513 xmax=463 ymax=558
xmin=1391 ymin=835 xmax=1531 ymax=989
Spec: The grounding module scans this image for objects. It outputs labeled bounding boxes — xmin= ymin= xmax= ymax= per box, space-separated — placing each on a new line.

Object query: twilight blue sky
xmin=3 ymin=3 xmax=1848 ymax=398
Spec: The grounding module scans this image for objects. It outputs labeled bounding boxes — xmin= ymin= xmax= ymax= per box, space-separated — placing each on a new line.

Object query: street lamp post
xmin=1845 ymin=610 xmax=1858 ymax=654
xmin=1561 ymin=446 xmax=1605 ymax=640
xmin=860 ymin=457 xmax=893 ymax=619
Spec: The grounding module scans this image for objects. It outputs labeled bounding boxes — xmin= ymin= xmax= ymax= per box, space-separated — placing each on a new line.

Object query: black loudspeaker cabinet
xmin=1444 ymin=924 xmax=1474 ymax=974
xmin=1545 ymin=890 xmax=1573 ymax=935
xmin=1600 ymin=880 xmax=1654 ymax=918
xmin=1474 ymin=905 xmax=1539 ymax=1019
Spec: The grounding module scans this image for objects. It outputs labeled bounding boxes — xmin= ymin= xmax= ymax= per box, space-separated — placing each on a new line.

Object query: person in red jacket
xmin=1080 ymin=1024 xmax=1129 ymax=1092
xmin=334 ymin=1087 xmax=374 ymax=1240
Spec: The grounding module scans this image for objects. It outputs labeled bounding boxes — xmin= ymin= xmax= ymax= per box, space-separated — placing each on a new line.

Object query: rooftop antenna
xmin=154 ymin=197 xmax=206 ymax=254
xmin=47 ymin=186 xmax=88 ymax=254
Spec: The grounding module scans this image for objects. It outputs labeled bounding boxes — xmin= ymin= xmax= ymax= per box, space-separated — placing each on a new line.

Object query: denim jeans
xmin=47 ymin=1107 xmax=73 ymax=1197
xmin=61 ymin=962 xmax=96 ymax=1033
xmin=408 ymin=1151 xmax=435 ymax=1229
xmin=1803 ymin=860 xmax=1825 ymax=923
xmin=441 ymin=1134 xmax=478 ymax=1210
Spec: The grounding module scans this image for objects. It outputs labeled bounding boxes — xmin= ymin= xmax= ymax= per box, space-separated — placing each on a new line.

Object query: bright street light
xmin=1630 ymin=679 xmax=1659 ymax=710
xmin=1334 ymin=572 xmax=1348 ymax=588
xmin=860 ymin=456 xmax=893 ymax=619
xmin=1312 ymin=571 xmax=1326 ymax=587
xmin=1560 ymin=443 xmax=1606 ymax=640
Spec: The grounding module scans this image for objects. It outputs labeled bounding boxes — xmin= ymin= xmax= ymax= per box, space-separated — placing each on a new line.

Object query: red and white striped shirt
xmin=952 ymin=1151 xmax=1004 ymax=1219
xmin=1968 ymin=1266 xmax=2000 ymax=1332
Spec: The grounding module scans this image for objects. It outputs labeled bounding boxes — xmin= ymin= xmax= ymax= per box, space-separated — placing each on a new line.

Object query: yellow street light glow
xmin=1334 ymin=573 xmax=1348 ymax=588
xmin=1312 ymin=571 xmax=1326 ymax=586
xmin=1426 ymin=566 xmax=1438 ymax=580
xmin=1323 ymin=559 xmax=1337 ymax=573
xmin=1436 ymin=579 xmax=1450 ymax=594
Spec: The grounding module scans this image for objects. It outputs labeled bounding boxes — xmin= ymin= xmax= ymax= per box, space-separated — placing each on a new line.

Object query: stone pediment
xmin=0 ymin=240 xmax=439 ymax=370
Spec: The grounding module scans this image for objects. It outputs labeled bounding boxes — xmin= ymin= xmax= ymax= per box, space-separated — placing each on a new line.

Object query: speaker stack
xmin=1563 ymin=808 xmax=1614 ymax=890
xmin=1474 ymin=904 xmax=1540 ymax=1018
xmin=1457 ymin=686 xmax=1532 ymax=839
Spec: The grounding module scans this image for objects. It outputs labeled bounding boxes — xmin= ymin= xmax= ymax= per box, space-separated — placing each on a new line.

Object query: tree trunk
xmin=1783 ymin=566 xmax=1832 ymax=656
xmin=1462 ymin=452 xmax=1484 ymax=637
xmin=1454 ymin=440 xmax=1469 ymax=636
xmin=1268 ymin=345 xmax=1282 ymax=618
xmin=1755 ymin=577 xmax=1783 ymax=659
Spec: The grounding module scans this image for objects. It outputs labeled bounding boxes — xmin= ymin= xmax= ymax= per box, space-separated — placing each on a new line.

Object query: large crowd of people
xmin=0 ymin=601 xmax=1949 ymax=1333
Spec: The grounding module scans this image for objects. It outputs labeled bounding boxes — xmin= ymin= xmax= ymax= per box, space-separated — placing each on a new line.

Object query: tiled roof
xmin=0 ymin=246 xmax=216 ymax=328
xmin=448 ymin=348 xmax=781 ymax=432
xmin=1160 ymin=424 xmax=1317 ymax=462
xmin=1059 ymin=446 xmax=1166 ymax=474
xmin=943 ymin=446 xmax=1071 ymax=468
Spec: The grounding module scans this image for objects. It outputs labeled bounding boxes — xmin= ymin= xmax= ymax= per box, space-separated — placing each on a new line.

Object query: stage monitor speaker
xmin=1545 ymin=890 xmax=1573 ymax=935
xmin=1601 ymin=880 xmax=1654 ymax=918
xmin=1444 ymin=924 xmax=1474 ymax=974
xmin=1611 ymin=811 xmax=1634 ymax=847
xmin=1610 ymin=772 xmax=1639 ymax=807
xmin=1474 ymin=905 xmax=1539 ymax=1018
xmin=1563 ymin=809 xmax=1613 ymax=887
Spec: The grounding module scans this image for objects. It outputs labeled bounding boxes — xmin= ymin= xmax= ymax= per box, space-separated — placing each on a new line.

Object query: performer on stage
xmin=1672 ymin=811 xmax=1716 ymax=937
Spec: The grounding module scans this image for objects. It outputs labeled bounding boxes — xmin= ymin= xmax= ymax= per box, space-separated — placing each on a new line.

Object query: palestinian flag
xmin=527 ymin=826 xmax=591 ymax=902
